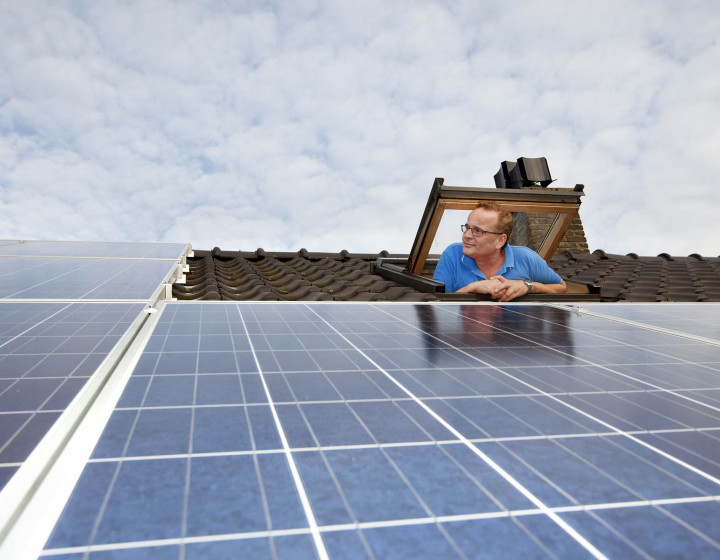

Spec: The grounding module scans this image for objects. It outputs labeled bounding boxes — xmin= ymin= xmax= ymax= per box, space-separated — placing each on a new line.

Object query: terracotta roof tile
xmin=553 ymin=250 xmax=720 ymax=302
xmin=173 ymin=248 xmax=720 ymax=303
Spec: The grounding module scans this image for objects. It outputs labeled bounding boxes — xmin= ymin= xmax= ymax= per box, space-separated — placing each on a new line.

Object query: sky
xmin=1 ymin=1 xmax=719 ymax=257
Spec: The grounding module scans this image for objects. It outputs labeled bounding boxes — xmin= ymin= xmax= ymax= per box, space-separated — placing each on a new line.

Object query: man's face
xmin=461 ymin=208 xmax=506 ymax=260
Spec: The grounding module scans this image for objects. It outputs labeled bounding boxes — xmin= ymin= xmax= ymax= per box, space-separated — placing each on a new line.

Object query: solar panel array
xmin=0 ymin=240 xmax=188 ymax=504
xmin=35 ymin=301 xmax=720 ymax=559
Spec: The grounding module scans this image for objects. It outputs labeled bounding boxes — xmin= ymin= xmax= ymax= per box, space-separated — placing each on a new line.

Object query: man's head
xmin=475 ymin=202 xmax=513 ymax=241
xmin=461 ymin=202 xmax=513 ymax=260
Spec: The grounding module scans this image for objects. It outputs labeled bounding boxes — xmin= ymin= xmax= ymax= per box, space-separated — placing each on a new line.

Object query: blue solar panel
xmin=0 ymin=302 xmax=146 ymax=491
xmin=0 ymin=257 xmax=179 ymax=300
xmin=0 ymin=241 xmax=188 ymax=260
xmin=39 ymin=302 xmax=720 ymax=559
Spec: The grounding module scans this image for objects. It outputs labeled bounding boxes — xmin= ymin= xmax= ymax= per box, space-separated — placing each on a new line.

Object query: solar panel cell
xmin=191 ymin=405 xmax=281 ymax=453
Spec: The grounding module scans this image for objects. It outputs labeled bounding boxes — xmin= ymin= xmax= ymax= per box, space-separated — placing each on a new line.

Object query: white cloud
xmin=1 ymin=0 xmax=719 ymax=256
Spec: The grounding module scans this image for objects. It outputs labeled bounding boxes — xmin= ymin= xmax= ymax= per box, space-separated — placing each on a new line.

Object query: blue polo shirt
xmin=433 ymin=243 xmax=563 ymax=292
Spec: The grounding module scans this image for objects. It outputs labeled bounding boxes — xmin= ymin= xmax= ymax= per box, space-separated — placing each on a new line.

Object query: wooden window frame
xmin=407 ymin=178 xmax=584 ymax=275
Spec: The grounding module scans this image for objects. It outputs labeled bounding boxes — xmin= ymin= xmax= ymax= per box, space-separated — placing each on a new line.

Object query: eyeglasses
xmin=461 ymin=224 xmax=503 ymax=237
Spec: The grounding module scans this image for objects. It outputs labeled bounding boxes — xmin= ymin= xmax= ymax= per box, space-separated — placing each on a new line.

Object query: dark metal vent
xmin=494 ymin=157 xmax=554 ymax=189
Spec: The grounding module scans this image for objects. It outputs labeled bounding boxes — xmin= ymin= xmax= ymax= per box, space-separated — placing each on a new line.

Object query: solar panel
xmin=0 ymin=241 xmax=192 ymax=548
xmin=0 ymin=257 xmax=180 ymax=300
xmin=35 ymin=302 xmax=720 ymax=559
xmin=0 ymin=302 xmax=146 ymax=492
xmin=0 ymin=241 xmax=188 ymax=260
xmin=578 ymin=302 xmax=720 ymax=342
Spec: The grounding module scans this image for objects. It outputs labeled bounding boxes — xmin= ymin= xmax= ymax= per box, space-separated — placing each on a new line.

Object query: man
xmin=433 ymin=202 xmax=567 ymax=301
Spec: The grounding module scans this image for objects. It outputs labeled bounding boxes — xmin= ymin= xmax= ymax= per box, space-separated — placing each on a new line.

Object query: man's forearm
xmin=530 ymin=280 xmax=567 ymax=294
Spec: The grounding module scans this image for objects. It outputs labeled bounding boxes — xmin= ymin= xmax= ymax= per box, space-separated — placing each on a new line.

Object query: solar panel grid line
xmin=82 ymin=418 xmax=720 ymax=441
xmin=72 ymin=427 xmax=713 ymax=464
xmin=420 ymin=305 xmax=720 ymax=488
xmin=179 ymin=358 xmax=197 ymax=547
xmin=87 ymin=450 xmax=284 ymax=462
xmin=308 ymin=497 xmax=713 ymax=531
xmin=237 ymin=306 xmax=330 ymax=560
xmin=39 ymin=526 xmax=318 ymax=557
xmin=304 ymin=304 xmax=611 ymax=560
xmin=0 ymin=303 xmax=157 ymax=560
xmin=39 ymin=493 xmax=720 ymax=558
xmin=551 ymin=495 xmax=720 ymax=512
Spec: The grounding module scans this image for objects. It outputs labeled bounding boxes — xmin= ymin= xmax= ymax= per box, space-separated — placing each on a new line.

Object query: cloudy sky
xmin=1 ymin=1 xmax=719 ymax=257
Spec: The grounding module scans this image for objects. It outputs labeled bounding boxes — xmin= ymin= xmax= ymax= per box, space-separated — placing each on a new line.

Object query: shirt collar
xmin=502 ymin=245 xmax=516 ymax=274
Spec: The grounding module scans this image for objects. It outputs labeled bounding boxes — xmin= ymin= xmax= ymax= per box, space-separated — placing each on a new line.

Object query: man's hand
xmin=456 ymin=277 xmax=506 ymax=296
xmin=489 ymin=276 xmax=529 ymax=301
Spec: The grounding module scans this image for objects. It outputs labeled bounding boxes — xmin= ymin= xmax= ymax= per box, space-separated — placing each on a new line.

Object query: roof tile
xmin=173 ymin=248 xmax=720 ymax=303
